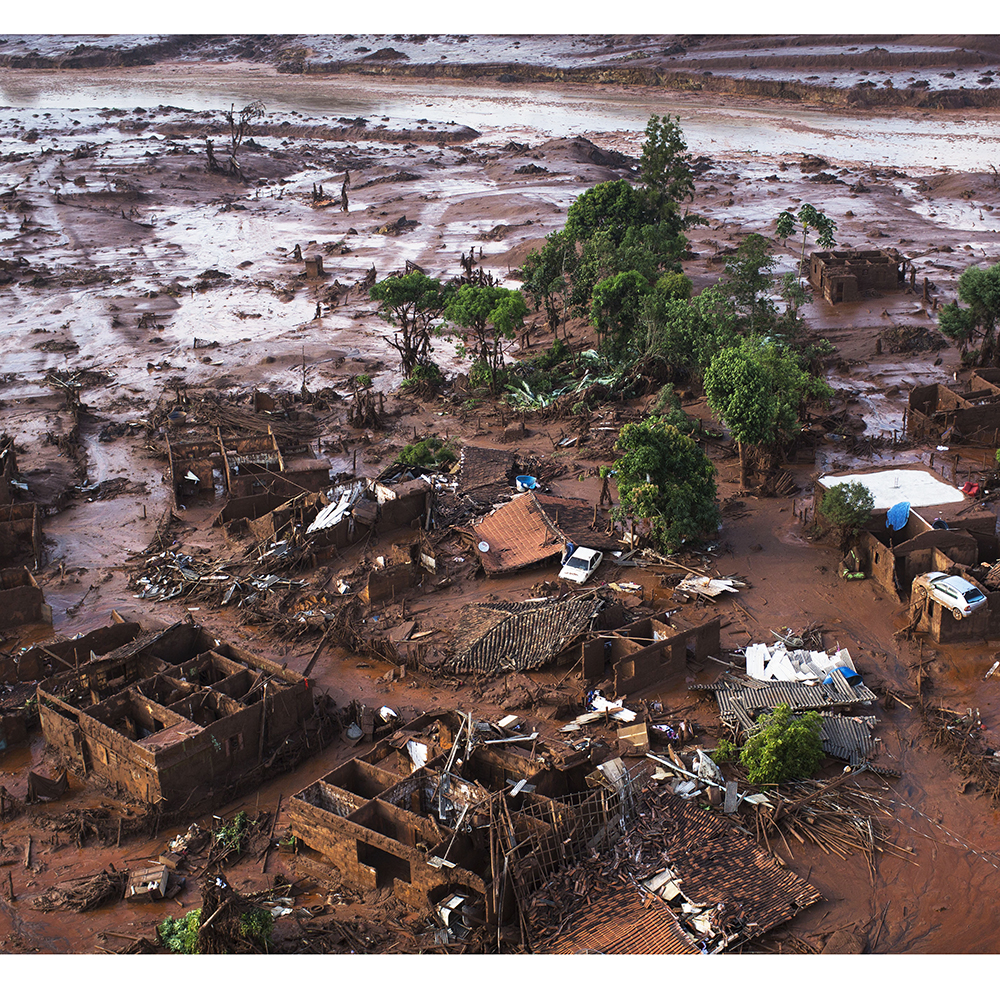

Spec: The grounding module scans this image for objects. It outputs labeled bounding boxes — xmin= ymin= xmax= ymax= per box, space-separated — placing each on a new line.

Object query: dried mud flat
xmin=3 ymin=35 xmax=1000 ymax=957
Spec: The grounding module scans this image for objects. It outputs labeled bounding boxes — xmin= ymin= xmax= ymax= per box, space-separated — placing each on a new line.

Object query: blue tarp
xmin=886 ymin=501 xmax=910 ymax=531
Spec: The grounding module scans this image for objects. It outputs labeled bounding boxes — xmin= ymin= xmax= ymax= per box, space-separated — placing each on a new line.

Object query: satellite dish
xmin=478 ymin=541 xmax=490 ymax=552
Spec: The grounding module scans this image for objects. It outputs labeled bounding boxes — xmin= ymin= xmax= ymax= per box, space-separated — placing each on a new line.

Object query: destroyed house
xmin=471 ymin=491 xmax=619 ymax=575
xmin=541 ymin=792 xmax=822 ymax=954
xmin=817 ymin=466 xmax=996 ymax=597
xmin=908 ymin=369 xmax=1000 ymax=445
xmin=585 ymin=617 xmax=722 ymax=698
xmin=167 ymin=426 xmax=330 ymax=505
xmin=37 ymin=622 xmax=314 ymax=810
xmin=449 ymin=596 xmax=606 ymax=676
xmin=0 ymin=500 xmax=43 ymax=568
xmin=1 ymin=567 xmax=52 ymax=625
xmin=289 ymin=711 xmax=635 ymax=924
xmin=808 ymin=247 xmax=907 ymax=304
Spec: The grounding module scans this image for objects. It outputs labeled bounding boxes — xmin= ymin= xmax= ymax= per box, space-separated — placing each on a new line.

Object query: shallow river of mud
xmin=4 ymin=65 xmax=1000 ymax=170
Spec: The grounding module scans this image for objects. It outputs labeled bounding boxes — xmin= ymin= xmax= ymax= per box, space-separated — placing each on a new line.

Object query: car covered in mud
xmin=558 ymin=546 xmax=603 ymax=584
xmin=915 ymin=572 xmax=988 ymax=619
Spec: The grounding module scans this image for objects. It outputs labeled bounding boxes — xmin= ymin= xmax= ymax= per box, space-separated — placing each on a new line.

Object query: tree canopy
xmin=369 ymin=272 xmax=451 ymax=376
xmin=704 ymin=338 xmax=830 ymax=486
xmin=615 ymin=416 xmax=717 ymax=553
xmin=938 ymin=262 xmax=1000 ymax=365
xmin=444 ymin=285 xmax=527 ymax=392
xmin=737 ymin=704 xmax=825 ymax=785
xmin=776 ymin=203 xmax=837 ymax=281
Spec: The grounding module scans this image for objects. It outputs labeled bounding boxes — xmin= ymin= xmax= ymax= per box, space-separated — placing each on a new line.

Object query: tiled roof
xmin=450 ymin=596 xmax=604 ymax=676
xmin=533 ymin=493 xmax=620 ymax=551
xmin=544 ymin=883 xmax=700 ymax=955
xmin=472 ymin=490 xmax=565 ymax=575
xmin=458 ymin=445 xmax=516 ymax=495
xmin=653 ymin=794 xmax=822 ymax=939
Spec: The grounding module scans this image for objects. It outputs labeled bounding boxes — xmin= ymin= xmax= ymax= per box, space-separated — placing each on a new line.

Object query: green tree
xmin=565 ymin=179 xmax=658 ymax=247
xmin=776 ymin=204 xmax=837 ymax=282
xmin=520 ymin=229 xmax=575 ymax=336
xmin=615 ymin=416 xmax=717 ymax=553
xmin=704 ymin=343 xmax=779 ymax=488
xmin=739 ymin=704 xmax=825 ymax=785
xmin=818 ymin=481 xmax=875 ymax=544
xmin=639 ymin=114 xmax=696 ymax=214
xmin=590 ymin=270 xmax=651 ymax=353
xmin=444 ymin=285 xmax=528 ymax=393
xmin=938 ymin=262 xmax=1000 ymax=365
xmin=705 ymin=338 xmax=830 ymax=486
xmin=369 ymin=272 xmax=451 ymax=377
xmin=724 ymin=233 xmax=779 ymax=334
xmin=641 ymin=285 xmax=740 ymax=372
xmin=655 ymin=271 xmax=693 ymax=301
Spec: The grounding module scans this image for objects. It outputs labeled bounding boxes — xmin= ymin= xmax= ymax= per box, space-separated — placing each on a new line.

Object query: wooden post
xmin=6 ymin=869 xmax=13 ymax=902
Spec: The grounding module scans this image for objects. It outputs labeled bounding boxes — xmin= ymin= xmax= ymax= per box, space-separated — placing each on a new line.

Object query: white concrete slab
xmin=819 ymin=469 xmax=965 ymax=511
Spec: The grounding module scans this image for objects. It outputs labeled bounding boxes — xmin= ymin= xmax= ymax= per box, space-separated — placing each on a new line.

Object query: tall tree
xmin=704 ymin=343 xmax=778 ymax=488
xmin=639 ymin=114 xmax=696 ymax=212
xmin=369 ymin=273 xmax=451 ymax=377
xmin=444 ymin=285 xmax=527 ymax=392
xmin=724 ymin=233 xmax=778 ymax=334
xmin=939 ymin=262 xmax=1000 ymax=365
xmin=615 ymin=416 xmax=717 ymax=553
xmin=590 ymin=270 xmax=651 ymax=353
xmin=776 ymin=204 xmax=837 ymax=282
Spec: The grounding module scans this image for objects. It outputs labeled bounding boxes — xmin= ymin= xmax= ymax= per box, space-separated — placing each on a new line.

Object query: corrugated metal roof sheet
xmin=472 ymin=490 xmax=565 ymax=574
xmin=695 ymin=677 xmax=875 ymax=725
xmin=543 ymin=884 xmax=700 ymax=955
xmin=450 ymin=596 xmax=604 ymax=676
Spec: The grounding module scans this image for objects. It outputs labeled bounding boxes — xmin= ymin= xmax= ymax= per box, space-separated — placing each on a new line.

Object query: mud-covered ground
xmin=3 ymin=36 xmax=1000 ymax=957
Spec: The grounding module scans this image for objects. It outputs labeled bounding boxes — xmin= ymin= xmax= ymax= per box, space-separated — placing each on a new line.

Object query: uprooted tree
xmin=614 ymin=416 xmax=718 ymax=553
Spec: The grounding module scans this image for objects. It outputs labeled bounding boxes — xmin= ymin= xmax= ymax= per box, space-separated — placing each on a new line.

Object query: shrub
xmin=818 ymin=482 xmax=875 ymax=535
xmin=159 ymin=909 xmax=202 ymax=954
xmin=739 ymin=704 xmax=825 ymax=784
xmin=397 ymin=437 xmax=457 ymax=469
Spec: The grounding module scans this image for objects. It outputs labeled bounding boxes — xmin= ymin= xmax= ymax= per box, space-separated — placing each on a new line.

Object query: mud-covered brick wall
xmin=857 ymin=531 xmax=902 ymax=595
xmin=970 ymin=371 xmax=1000 ymax=395
xmin=363 ymin=562 xmax=415 ymax=605
xmin=613 ymin=619 xmax=720 ymax=697
xmin=3 ymin=585 xmax=51 ymax=625
xmin=38 ymin=702 xmax=89 ymax=773
xmin=927 ymin=592 xmax=991 ymax=642
xmin=289 ymin=793 xmax=468 ymax=909
xmin=17 ymin=622 xmax=141 ymax=682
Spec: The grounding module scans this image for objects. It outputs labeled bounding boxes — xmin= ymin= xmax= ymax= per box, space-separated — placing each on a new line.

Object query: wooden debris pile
xmin=925 ymin=704 xmax=1000 ymax=802
xmin=130 ymin=547 xmax=306 ymax=608
xmin=32 ymin=867 xmax=129 ymax=912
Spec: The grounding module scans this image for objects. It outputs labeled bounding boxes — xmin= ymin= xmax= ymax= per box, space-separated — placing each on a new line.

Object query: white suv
xmin=917 ymin=572 xmax=988 ymax=620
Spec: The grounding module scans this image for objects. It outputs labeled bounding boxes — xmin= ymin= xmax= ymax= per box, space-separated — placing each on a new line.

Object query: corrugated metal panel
xmin=704 ymin=678 xmax=875 ymax=725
